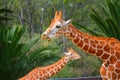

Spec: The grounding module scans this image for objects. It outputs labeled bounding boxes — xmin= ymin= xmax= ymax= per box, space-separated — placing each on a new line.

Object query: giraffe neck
xmin=64 ymin=24 xmax=113 ymax=61
xmin=19 ymin=56 xmax=70 ymax=80
xmin=47 ymin=56 xmax=70 ymax=76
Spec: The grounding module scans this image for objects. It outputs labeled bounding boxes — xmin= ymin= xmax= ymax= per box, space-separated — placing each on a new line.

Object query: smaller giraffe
xmin=19 ymin=48 xmax=80 ymax=80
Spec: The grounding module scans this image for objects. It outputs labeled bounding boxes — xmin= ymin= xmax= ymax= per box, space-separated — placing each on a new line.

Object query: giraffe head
xmin=65 ymin=48 xmax=81 ymax=60
xmin=41 ymin=11 xmax=72 ymax=41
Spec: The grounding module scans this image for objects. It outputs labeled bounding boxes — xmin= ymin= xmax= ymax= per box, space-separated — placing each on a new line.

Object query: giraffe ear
xmin=54 ymin=11 xmax=59 ymax=18
xmin=63 ymin=19 xmax=72 ymax=27
xmin=59 ymin=11 xmax=63 ymax=19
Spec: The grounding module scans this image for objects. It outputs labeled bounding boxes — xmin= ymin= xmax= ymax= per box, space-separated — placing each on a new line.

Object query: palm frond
xmin=0 ymin=25 xmax=60 ymax=80
xmin=73 ymin=0 xmax=120 ymax=40
xmin=90 ymin=10 xmax=110 ymax=36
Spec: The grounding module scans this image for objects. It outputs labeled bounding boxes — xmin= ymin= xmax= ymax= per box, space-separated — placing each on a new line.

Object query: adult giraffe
xmin=41 ymin=11 xmax=120 ymax=80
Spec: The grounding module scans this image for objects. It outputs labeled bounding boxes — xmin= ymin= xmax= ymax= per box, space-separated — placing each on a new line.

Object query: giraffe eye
xmin=56 ymin=25 xmax=61 ymax=28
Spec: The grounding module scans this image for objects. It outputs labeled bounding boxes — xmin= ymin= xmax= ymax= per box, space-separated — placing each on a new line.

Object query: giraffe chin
xmin=47 ymin=38 xmax=51 ymax=42
xmin=41 ymin=35 xmax=51 ymax=42
xmin=42 ymin=39 xmax=51 ymax=47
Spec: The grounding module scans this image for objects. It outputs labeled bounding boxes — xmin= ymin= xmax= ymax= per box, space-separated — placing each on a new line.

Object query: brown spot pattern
xmin=115 ymin=45 xmax=120 ymax=51
xmin=116 ymin=61 xmax=120 ymax=68
xmin=110 ymin=42 xmax=116 ymax=46
xmin=115 ymin=69 xmax=120 ymax=73
xmin=83 ymin=44 xmax=89 ymax=51
xmin=77 ymin=40 xmax=83 ymax=47
xmin=96 ymin=50 xmax=103 ymax=56
xmin=115 ymin=52 xmax=120 ymax=59
xmin=84 ymin=38 xmax=89 ymax=43
xmin=90 ymin=40 xmax=96 ymax=47
xmin=108 ymin=65 xmax=114 ymax=71
xmin=70 ymin=33 xmax=74 ymax=38
xmin=95 ymin=40 xmax=98 ymax=44
xmin=108 ymin=72 xmax=111 ymax=79
xmin=112 ymin=72 xmax=116 ymax=79
xmin=74 ymin=37 xmax=79 ymax=43
xmin=111 ymin=47 xmax=115 ymax=54
xmin=97 ymin=44 xmax=103 ymax=48
xmin=101 ymin=53 xmax=110 ymax=60
xmin=104 ymin=44 xmax=110 ymax=53
xmin=110 ymin=56 xmax=117 ymax=64
xmin=100 ymin=41 xmax=105 ymax=45
xmin=88 ymin=46 xmax=96 ymax=54
xmin=118 ymin=74 xmax=120 ymax=79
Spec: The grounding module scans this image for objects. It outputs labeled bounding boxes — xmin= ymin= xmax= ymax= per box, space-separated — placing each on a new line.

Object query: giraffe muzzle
xmin=41 ymin=34 xmax=46 ymax=40
xmin=41 ymin=34 xmax=51 ymax=42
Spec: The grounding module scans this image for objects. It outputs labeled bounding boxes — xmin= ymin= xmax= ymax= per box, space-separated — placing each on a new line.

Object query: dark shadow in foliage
xmin=0 ymin=8 xmax=12 ymax=26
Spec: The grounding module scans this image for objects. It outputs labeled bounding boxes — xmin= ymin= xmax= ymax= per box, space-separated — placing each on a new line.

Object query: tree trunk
xmin=19 ymin=7 xmax=25 ymax=26
xmin=40 ymin=8 xmax=44 ymax=34
xmin=25 ymin=0 xmax=33 ymax=38
xmin=62 ymin=2 xmax=67 ymax=52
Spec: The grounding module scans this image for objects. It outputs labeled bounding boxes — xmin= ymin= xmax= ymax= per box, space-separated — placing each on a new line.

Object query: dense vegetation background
xmin=0 ymin=0 xmax=120 ymax=80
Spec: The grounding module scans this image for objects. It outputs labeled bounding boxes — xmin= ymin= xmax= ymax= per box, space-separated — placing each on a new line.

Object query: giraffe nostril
xmin=42 ymin=34 xmax=46 ymax=36
xmin=41 ymin=34 xmax=47 ymax=40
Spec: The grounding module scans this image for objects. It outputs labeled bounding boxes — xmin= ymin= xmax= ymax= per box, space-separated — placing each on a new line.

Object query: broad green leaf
xmin=106 ymin=18 xmax=120 ymax=39
xmin=21 ymin=36 xmax=39 ymax=57
xmin=90 ymin=13 xmax=110 ymax=36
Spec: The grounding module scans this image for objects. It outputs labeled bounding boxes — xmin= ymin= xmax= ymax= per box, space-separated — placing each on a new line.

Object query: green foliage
xmin=90 ymin=0 xmax=120 ymax=40
xmin=0 ymin=25 xmax=60 ymax=80
xmin=52 ymin=65 xmax=76 ymax=78
xmin=0 ymin=8 xmax=12 ymax=26
xmin=74 ymin=0 xmax=120 ymax=40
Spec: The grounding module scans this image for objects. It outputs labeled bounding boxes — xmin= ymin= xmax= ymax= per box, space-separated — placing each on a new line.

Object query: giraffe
xmin=19 ymin=48 xmax=80 ymax=80
xmin=41 ymin=11 xmax=120 ymax=80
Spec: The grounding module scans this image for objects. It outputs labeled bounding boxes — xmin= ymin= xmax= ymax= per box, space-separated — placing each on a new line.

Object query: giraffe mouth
xmin=46 ymin=37 xmax=51 ymax=42
xmin=41 ymin=35 xmax=51 ymax=42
